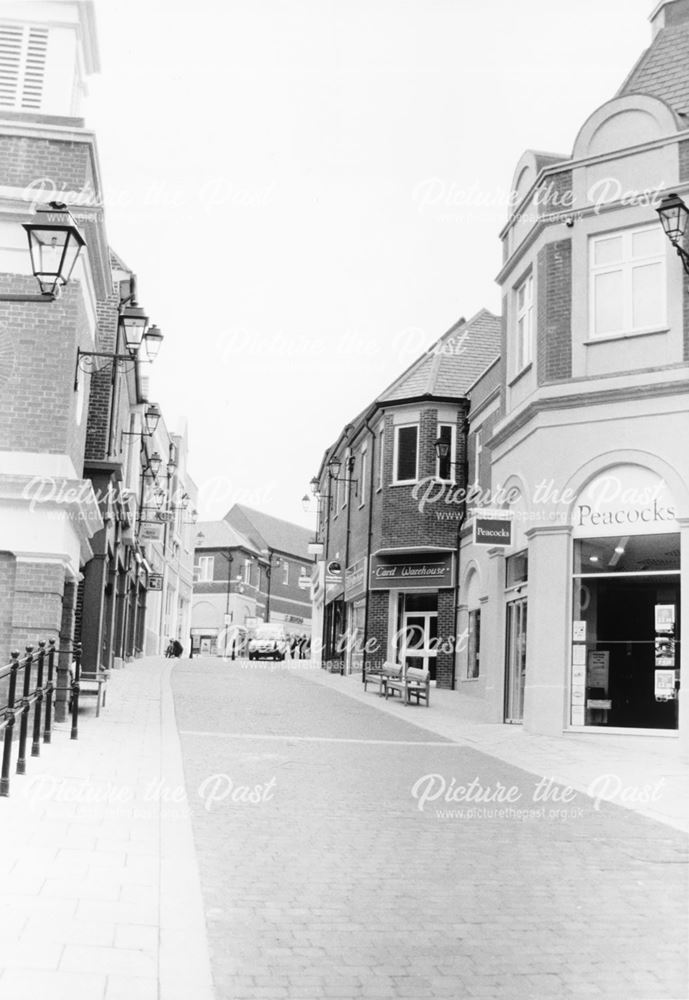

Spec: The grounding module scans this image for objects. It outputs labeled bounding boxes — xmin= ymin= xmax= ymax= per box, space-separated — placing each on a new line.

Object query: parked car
xmin=247 ymin=624 xmax=289 ymax=661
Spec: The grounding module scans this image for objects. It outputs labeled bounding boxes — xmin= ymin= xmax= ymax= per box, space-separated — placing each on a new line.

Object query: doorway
xmin=398 ymin=593 xmax=438 ymax=679
xmin=505 ymin=597 xmax=527 ymax=722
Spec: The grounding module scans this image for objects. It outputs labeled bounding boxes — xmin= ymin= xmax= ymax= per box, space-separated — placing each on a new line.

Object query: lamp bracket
xmin=0 ymin=292 xmax=56 ymax=303
xmin=74 ymin=348 xmax=141 ymax=390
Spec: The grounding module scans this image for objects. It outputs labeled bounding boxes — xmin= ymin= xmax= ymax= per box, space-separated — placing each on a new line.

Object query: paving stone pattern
xmin=173 ymin=658 xmax=689 ymax=1000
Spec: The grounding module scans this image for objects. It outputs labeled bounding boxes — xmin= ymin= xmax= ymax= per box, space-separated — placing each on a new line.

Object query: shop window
xmin=194 ymin=556 xmax=214 ymax=583
xmin=505 ymin=549 xmax=528 ymax=588
xmin=589 ymin=225 xmax=666 ymax=337
xmin=515 ymin=272 xmax=534 ymax=373
xmin=571 ymin=533 xmax=680 ymax=731
xmin=467 ymin=609 xmax=481 ymax=679
xmin=393 ymin=425 xmax=418 ymax=483
xmin=436 ymin=423 xmax=455 ymax=482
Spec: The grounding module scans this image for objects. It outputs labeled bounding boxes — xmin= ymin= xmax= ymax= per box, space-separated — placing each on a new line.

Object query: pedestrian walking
xmin=290 ymin=635 xmax=298 ymax=659
xmin=165 ymin=638 xmax=174 ymax=658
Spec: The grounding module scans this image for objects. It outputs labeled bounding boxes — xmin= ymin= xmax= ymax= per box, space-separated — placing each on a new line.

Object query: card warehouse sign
xmin=369 ymin=551 xmax=455 ymax=591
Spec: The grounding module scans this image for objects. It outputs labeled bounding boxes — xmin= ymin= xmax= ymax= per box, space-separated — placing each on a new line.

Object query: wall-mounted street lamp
xmin=0 ymin=202 xmax=86 ymax=303
xmin=657 ymin=192 xmax=689 ymax=276
xmin=328 ymin=454 xmax=358 ymax=498
xmin=73 ymin=274 xmax=164 ymax=388
xmin=147 ymin=452 xmax=163 ymax=477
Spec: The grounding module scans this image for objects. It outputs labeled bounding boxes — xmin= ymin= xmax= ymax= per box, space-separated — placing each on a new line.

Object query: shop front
xmin=369 ymin=548 xmax=456 ymax=686
xmin=344 ymin=557 xmax=367 ymax=675
xmin=569 ymin=466 xmax=681 ymax=733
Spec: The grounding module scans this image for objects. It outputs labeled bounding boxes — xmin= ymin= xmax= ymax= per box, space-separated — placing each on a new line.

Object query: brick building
xmin=191 ymin=505 xmax=313 ymax=656
xmin=310 ymin=310 xmax=501 ymax=687
xmin=0 ymin=2 xmax=196 ymax=688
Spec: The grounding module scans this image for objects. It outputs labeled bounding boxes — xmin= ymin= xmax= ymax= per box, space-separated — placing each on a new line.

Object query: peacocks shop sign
xmin=369 ymin=550 xmax=455 ymax=590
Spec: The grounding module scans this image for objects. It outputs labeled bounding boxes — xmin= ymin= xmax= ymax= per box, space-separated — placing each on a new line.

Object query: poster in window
xmin=655 ymin=605 xmax=675 ymax=634
xmin=587 ymin=650 xmax=609 ymax=689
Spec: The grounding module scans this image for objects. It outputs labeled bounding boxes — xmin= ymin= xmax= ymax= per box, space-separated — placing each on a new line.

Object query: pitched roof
xmin=618 ymin=16 xmax=689 ymax=119
xmin=195 ymin=519 xmax=258 ymax=553
xmin=224 ymin=505 xmax=313 ymax=560
xmin=377 ymin=308 xmax=502 ymax=404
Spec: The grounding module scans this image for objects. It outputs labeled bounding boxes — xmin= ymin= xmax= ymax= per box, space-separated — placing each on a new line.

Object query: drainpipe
xmin=321 ymin=477 xmax=332 ymax=668
xmin=451 ymin=410 xmax=470 ymax=690
xmin=361 ymin=414 xmax=378 ymax=683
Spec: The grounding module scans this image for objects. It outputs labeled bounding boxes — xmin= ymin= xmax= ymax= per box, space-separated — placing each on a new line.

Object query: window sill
xmin=584 ymin=327 xmax=669 ymax=346
xmin=508 ymin=362 xmax=532 ymax=388
xmin=460 ymin=676 xmax=480 ymax=683
xmin=390 ymin=480 xmax=418 ymax=487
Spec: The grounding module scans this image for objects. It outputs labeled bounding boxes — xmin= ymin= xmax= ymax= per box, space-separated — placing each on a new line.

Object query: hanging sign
xmin=473 ymin=517 xmax=513 ymax=547
xmin=148 ymin=574 xmax=163 ymax=591
xmin=140 ymin=523 xmax=164 ymax=542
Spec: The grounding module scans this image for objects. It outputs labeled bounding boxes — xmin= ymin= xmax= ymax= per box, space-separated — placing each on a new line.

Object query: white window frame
xmin=393 ymin=424 xmax=419 ymax=485
xmin=435 ymin=423 xmax=456 ymax=483
xmin=195 ymin=556 xmax=214 ymax=583
xmin=359 ymin=446 xmax=367 ymax=507
xmin=243 ymin=559 xmax=252 ymax=585
xmin=589 ymin=223 xmax=667 ymax=339
xmin=515 ymin=272 xmax=534 ymax=374
xmin=282 ymin=561 xmax=289 ymax=585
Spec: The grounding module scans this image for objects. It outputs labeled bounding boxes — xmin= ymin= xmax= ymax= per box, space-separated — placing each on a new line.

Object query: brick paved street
xmin=172 ymin=658 xmax=689 ymax=1000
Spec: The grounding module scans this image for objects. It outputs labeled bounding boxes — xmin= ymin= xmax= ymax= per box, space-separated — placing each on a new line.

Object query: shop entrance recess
xmin=397 ymin=593 xmax=438 ymax=680
xmin=505 ymin=597 xmax=527 ymax=722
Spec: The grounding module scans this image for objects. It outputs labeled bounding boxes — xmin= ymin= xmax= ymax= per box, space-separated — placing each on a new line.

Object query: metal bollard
xmin=70 ymin=642 xmax=81 ymax=741
xmin=0 ymin=652 xmax=20 ymax=797
xmin=16 ymin=646 xmax=33 ymax=775
xmin=31 ymin=640 xmax=46 ymax=758
xmin=43 ymin=639 xmax=56 ymax=744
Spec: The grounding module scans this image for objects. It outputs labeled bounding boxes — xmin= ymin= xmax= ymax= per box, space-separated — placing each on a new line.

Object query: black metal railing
xmin=0 ymin=640 xmax=83 ymax=798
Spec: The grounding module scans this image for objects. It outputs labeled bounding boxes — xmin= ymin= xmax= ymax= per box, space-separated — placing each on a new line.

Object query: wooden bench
xmin=69 ymin=663 xmax=109 ymax=718
xmin=384 ymin=666 xmax=430 ymax=707
xmin=363 ymin=661 xmax=402 ymax=696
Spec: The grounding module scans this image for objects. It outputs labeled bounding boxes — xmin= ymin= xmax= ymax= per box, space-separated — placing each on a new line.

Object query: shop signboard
xmin=369 ymin=550 xmax=454 ymax=591
xmin=148 ymin=574 xmax=163 ymax=591
xmin=344 ymin=557 xmax=367 ymax=600
xmin=473 ymin=517 xmax=512 ymax=547
xmin=572 ymin=466 xmax=678 ymax=537
xmin=140 ymin=522 xmax=164 ymax=542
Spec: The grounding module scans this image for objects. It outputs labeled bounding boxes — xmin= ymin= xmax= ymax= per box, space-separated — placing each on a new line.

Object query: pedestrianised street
xmin=173 ymin=659 xmax=688 ymax=1000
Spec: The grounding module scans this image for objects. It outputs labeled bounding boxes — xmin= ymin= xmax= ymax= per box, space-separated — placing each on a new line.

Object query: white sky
xmin=86 ymin=0 xmax=653 ymax=527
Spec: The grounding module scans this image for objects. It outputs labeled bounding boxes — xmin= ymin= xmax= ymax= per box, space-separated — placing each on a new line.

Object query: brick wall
xmin=9 ymin=560 xmax=65 ymax=651
xmin=539 ymin=170 xmax=573 ymax=216
xmin=0 ymin=277 xmax=91 ymax=469
xmin=0 ymin=135 xmax=95 ymax=195
xmin=365 ymin=589 xmax=389 ymax=672
xmin=84 ymin=292 xmax=122 ymax=462
xmin=436 ymin=589 xmax=455 ymax=687
xmin=536 ymin=239 xmax=572 ymax=384
xmin=0 ymin=552 xmax=16 ymax=661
